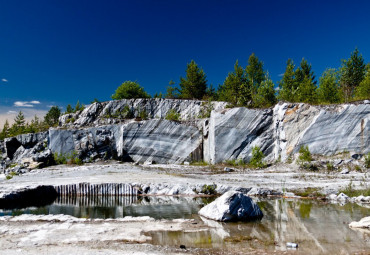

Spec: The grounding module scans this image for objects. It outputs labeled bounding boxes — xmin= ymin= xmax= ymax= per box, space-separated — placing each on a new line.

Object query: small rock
xmin=364 ymin=100 xmax=370 ymax=104
xmin=349 ymin=216 xmax=370 ymax=229
xmin=340 ymin=168 xmax=349 ymax=174
xmin=351 ymin=154 xmax=362 ymax=160
xmin=179 ymin=245 xmax=186 ymax=249
xmin=286 ymin=242 xmax=298 ymax=248
xmin=224 ymin=167 xmax=234 ymax=172
xmin=183 ymin=161 xmax=190 ymax=165
xmin=328 ymin=194 xmax=337 ymax=200
xmin=333 ymin=159 xmax=343 ymax=166
xmin=337 ymin=193 xmax=349 ymax=202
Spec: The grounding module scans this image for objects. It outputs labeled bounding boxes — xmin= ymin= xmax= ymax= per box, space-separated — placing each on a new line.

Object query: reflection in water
xmin=1 ymin=196 xmax=369 ymax=253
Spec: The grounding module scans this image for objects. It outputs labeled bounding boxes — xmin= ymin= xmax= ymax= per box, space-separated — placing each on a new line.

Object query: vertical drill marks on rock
xmin=54 ymin=183 xmax=138 ymax=197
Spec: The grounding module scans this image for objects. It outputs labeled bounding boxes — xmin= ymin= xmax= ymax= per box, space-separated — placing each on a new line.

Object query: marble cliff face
xmin=1 ymin=98 xmax=369 ymax=167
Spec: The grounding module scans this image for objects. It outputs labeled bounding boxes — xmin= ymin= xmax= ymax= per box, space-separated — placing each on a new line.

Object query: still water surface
xmin=1 ymin=196 xmax=369 ymax=254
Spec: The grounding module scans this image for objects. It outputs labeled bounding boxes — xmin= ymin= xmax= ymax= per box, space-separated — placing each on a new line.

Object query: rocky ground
xmin=0 ymin=162 xmax=369 ymax=254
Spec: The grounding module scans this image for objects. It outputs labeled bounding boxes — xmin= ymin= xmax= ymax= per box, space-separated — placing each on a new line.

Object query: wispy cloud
xmin=7 ymin=110 xmax=17 ymax=114
xmin=278 ymin=73 xmax=284 ymax=77
xmin=14 ymin=101 xmax=42 ymax=107
xmin=1 ymin=78 xmax=8 ymax=82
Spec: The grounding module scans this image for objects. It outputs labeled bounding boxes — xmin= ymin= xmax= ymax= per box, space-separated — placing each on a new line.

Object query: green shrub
xmin=298 ymin=145 xmax=312 ymax=164
xmin=53 ymin=151 xmax=83 ymax=165
xmin=201 ymin=184 xmax=217 ymax=195
xmin=249 ymin=146 xmax=265 ymax=168
xmin=198 ymin=100 xmax=214 ymax=118
xmin=139 ymin=109 xmax=148 ymax=120
xmin=365 ymin=153 xmax=370 ymax=168
xmin=53 ymin=152 xmax=67 ymax=164
xmin=225 ymin=159 xmax=246 ymax=167
xmin=165 ymin=109 xmax=180 ymax=121
xmin=326 ymin=162 xmax=335 ymax=171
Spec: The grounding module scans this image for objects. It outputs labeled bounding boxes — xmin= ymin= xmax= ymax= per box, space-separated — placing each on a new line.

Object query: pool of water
xmin=1 ymin=196 xmax=369 ymax=254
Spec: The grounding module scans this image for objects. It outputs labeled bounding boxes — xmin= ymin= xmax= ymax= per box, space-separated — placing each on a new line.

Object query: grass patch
xmin=289 ymin=187 xmax=325 ymax=198
xmin=190 ymin=161 xmax=209 ymax=166
xmin=224 ymin=236 xmax=254 ymax=242
xmin=339 ymin=181 xmax=370 ymax=197
xmin=224 ymin=159 xmax=246 ymax=167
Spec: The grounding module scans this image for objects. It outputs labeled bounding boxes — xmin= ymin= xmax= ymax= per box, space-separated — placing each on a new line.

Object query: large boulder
xmin=198 ymin=191 xmax=263 ymax=222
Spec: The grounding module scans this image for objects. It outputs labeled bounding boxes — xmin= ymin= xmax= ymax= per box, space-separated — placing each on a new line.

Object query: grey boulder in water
xmin=198 ymin=191 xmax=263 ymax=222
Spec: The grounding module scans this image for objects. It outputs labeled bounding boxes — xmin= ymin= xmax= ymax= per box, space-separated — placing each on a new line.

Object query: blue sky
xmin=1 ymin=0 xmax=370 ymax=125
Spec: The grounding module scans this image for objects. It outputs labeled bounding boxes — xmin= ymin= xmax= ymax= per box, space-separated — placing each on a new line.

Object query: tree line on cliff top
xmin=112 ymin=48 xmax=369 ymax=107
xmin=1 ymin=48 xmax=369 ymax=140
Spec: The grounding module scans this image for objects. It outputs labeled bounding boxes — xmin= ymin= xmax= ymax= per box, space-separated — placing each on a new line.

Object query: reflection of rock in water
xmin=251 ymin=199 xmax=370 ymax=253
xmin=51 ymin=196 xmax=205 ymax=220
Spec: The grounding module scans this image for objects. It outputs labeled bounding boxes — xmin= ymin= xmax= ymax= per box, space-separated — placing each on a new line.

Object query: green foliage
xmin=66 ymin=104 xmax=74 ymax=114
xmin=317 ymin=68 xmax=342 ymax=104
xmin=44 ymin=106 xmax=61 ymax=127
xmin=179 ymin=60 xmax=207 ymax=99
xmin=339 ymin=48 xmax=366 ymax=102
xmin=354 ymin=66 xmax=370 ymax=100
xmin=278 ymin=59 xmax=297 ymax=102
xmin=249 ymin=146 xmax=265 ymax=168
xmin=244 ymin=53 xmax=265 ymax=105
xmin=339 ymin=181 xmax=370 ymax=197
xmin=252 ymin=74 xmax=277 ymax=108
xmin=198 ymin=100 xmax=214 ymax=118
xmin=365 ymin=153 xmax=370 ymax=168
xmin=298 ymin=145 xmax=312 ymax=162
xmin=297 ymin=145 xmax=313 ymax=168
xmin=111 ymin=81 xmax=150 ymax=100
xmin=326 ymin=162 xmax=335 ymax=171
xmin=153 ymin=92 xmax=163 ymax=98
xmin=201 ymin=184 xmax=217 ymax=195
xmin=218 ymin=60 xmax=246 ymax=106
xmin=139 ymin=109 xmax=148 ymax=120
xmin=53 ymin=152 xmax=67 ymax=164
xmin=165 ymin=109 xmax=180 ymax=121
xmin=0 ymin=120 xmax=10 ymax=140
xmin=296 ymin=76 xmax=317 ymax=103
xmin=53 ymin=151 xmax=83 ymax=165
xmin=224 ymin=158 xmax=246 ymax=167
xmin=165 ymin=80 xmax=180 ymax=99
xmin=278 ymin=58 xmax=317 ymax=104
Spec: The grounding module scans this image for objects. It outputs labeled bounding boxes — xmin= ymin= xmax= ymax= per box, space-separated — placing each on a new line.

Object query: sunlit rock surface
xmin=49 ymin=119 xmax=202 ymax=164
xmin=1 ymin=100 xmax=369 ymax=165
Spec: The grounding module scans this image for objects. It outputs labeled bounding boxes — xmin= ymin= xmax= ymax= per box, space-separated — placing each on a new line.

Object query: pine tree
xmin=179 ymin=60 xmax=207 ymax=99
xmin=355 ymin=65 xmax=370 ymax=100
xmin=339 ymin=48 xmax=366 ymax=102
xmin=278 ymin=59 xmax=297 ymax=102
xmin=297 ymin=76 xmax=317 ymax=103
xmin=66 ymin=104 xmax=74 ymax=113
xmin=165 ymin=80 xmax=180 ymax=99
xmin=0 ymin=120 xmax=10 ymax=140
xmin=218 ymin=60 xmax=246 ymax=106
xmin=245 ymin=53 xmax=265 ymax=104
xmin=295 ymin=58 xmax=316 ymax=85
xmin=252 ymin=73 xmax=277 ymax=108
xmin=317 ymin=68 xmax=342 ymax=104
xmin=44 ymin=106 xmax=61 ymax=127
